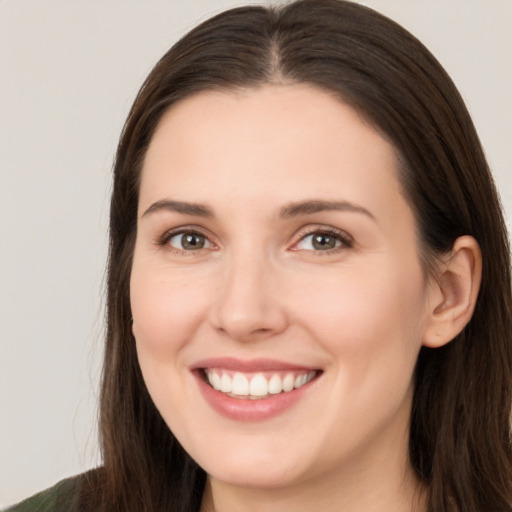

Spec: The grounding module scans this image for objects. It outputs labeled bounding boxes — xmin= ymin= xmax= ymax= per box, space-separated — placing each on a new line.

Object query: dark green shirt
xmin=5 ymin=477 xmax=80 ymax=512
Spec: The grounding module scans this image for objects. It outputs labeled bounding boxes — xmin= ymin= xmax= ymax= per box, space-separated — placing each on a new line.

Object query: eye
xmin=293 ymin=229 xmax=351 ymax=252
xmin=167 ymin=231 xmax=213 ymax=251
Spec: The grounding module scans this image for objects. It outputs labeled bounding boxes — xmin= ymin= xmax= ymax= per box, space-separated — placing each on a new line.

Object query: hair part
xmin=85 ymin=1 xmax=512 ymax=511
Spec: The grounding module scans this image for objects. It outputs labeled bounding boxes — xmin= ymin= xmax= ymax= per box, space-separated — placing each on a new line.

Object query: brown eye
xmin=168 ymin=232 xmax=211 ymax=250
xmin=311 ymin=233 xmax=338 ymax=250
xmin=294 ymin=230 xmax=350 ymax=252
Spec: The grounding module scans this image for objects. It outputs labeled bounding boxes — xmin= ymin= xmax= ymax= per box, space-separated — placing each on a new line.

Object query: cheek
xmin=292 ymin=264 xmax=426 ymax=444
xmin=292 ymin=261 xmax=427 ymax=373
xmin=129 ymin=263 xmax=213 ymax=429
xmin=130 ymin=265 xmax=211 ymax=358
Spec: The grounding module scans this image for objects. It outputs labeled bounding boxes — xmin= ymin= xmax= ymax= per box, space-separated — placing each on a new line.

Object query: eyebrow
xmin=142 ymin=199 xmax=214 ymax=218
xmin=279 ymin=200 xmax=375 ymax=220
xmin=141 ymin=198 xmax=375 ymax=221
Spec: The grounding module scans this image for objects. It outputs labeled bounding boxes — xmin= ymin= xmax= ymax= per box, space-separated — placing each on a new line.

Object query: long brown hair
xmin=84 ymin=1 xmax=512 ymax=510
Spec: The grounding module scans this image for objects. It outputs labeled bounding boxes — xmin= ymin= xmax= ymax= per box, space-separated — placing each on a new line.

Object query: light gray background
xmin=1 ymin=0 xmax=511 ymax=506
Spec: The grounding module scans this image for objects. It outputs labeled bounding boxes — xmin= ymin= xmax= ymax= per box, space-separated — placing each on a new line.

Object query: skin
xmin=130 ymin=84 xmax=480 ymax=512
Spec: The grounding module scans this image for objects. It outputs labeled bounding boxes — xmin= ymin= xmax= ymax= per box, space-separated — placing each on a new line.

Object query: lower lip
xmin=193 ymin=371 xmax=318 ymax=422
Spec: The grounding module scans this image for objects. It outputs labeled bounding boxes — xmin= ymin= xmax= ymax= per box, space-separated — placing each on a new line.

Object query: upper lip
xmin=191 ymin=357 xmax=319 ymax=373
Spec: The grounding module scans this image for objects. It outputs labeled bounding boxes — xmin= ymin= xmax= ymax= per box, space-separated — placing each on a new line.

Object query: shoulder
xmin=4 ymin=471 xmax=94 ymax=512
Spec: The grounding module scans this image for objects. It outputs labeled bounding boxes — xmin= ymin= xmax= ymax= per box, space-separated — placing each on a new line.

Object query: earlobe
xmin=422 ymin=236 xmax=482 ymax=348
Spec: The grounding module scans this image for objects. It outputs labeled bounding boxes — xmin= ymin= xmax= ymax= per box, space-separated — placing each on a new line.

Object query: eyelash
xmin=291 ymin=226 xmax=353 ymax=254
xmin=157 ymin=228 xmax=215 ymax=256
xmin=156 ymin=225 xmax=353 ymax=255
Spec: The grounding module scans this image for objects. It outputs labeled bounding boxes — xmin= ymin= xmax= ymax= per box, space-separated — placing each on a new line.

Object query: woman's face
xmin=131 ymin=85 xmax=435 ymax=490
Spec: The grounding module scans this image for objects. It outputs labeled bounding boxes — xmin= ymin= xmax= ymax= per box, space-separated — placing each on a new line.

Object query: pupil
xmin=183 ymin=234 xmax=204 ymax=249
xmin=312 ymin=234 xmax=335 ymax=250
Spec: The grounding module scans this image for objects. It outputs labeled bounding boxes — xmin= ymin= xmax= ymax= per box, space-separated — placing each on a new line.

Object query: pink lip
xmin=191 ymin=356 xmax=317 ymax=373
xmin=191 ymin=357 xmax=321 ymax=422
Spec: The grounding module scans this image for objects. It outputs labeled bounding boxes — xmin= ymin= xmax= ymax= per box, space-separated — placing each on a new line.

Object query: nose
xmin=210 ymin=251 xmax=289 ymax=342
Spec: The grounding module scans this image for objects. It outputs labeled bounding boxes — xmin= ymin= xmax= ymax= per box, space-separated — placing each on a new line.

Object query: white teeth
xmin=249 ymin=374 xmax=268 ymax=397
xmin=205 ymin=369 xmax=317 ymax=398
xmin=220 ymin=373 xmax=232 ymax=393
xmin=232 ymin=372 xmax=249 ymax=396
xmin=295 ymin=373 xmax=315 ymax=388
xmin=282 ymin=373 xmax=294 ymax=392
xmin=211 ymin=372 xmax=221 ymax=391
xmin=268 ymin=374 xmax=283 ymax=394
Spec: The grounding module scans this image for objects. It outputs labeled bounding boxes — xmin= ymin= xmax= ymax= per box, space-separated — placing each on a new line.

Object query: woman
xmin=9 ymin=0 xmax=511 ymax=511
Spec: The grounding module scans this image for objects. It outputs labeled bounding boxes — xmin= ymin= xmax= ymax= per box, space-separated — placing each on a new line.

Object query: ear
xmin=422 ymin=236 xmax=482 ymax=348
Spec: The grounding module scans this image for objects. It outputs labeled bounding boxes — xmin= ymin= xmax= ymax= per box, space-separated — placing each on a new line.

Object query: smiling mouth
xmin=202 ymin=368 xmax=320 ymax=399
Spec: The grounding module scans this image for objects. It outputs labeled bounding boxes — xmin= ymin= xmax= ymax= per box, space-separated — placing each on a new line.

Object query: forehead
xmin=140 ymin=84 xmax=405 ymax=223
xmin=145 ymin=84 xmax=395 ymax=164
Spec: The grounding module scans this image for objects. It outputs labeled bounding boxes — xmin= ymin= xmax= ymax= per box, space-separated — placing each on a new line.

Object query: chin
xmin=201 ymin=455 xmax=309 ymax=490
xmin=181 ymin=426 xmax=328 ymax=490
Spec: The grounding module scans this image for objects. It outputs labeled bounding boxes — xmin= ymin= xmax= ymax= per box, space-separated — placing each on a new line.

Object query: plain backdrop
xmin=1 ymin=0 xmax=511 ymax=506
